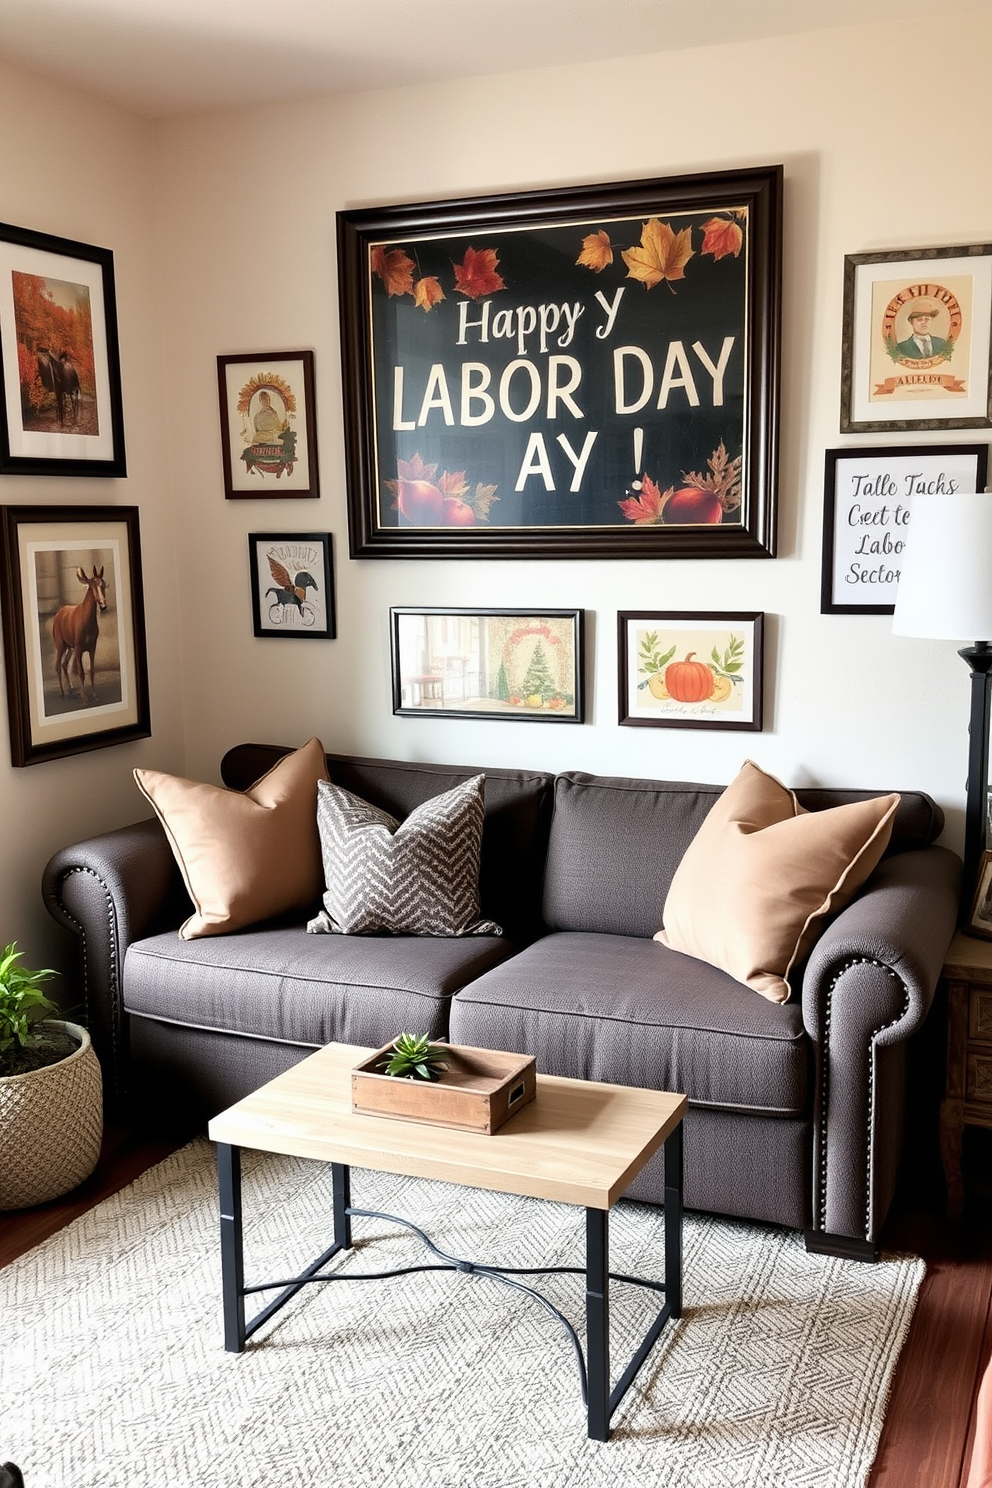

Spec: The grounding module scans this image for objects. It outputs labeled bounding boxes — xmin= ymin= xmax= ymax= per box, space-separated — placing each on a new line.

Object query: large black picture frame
xmin=338 ymin=166 xmax=782 ymax=559
xmin=0 ymin=221 xmax=126 ymax=477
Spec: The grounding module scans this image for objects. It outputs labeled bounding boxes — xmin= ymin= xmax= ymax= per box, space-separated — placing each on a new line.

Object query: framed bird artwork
xmin=248 ymin=532 xmax=335 ymax=640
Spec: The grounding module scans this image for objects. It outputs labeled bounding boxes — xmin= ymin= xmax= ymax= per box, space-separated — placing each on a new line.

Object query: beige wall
xmin=2 ymin=12 xmax=992 ymax=976
xmin=155 ymin=12 xmax=992 ymax=839
xmin=0 ymin=60 xmax=184 ymax=980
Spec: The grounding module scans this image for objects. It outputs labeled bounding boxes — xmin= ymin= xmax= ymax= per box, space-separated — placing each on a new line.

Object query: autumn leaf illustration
xmin=371 ymin=245 xmax=416 ymax=298
xmin=700 ymin=216 xmax=744 ymax=261
xmin=438 ymin=468 xmax=469 ymax=500
xmin=621 ymin=219 xmax=694 ymax=290
xmin=452 ymin=246 xmax=506 ymax=300
xmin=617 ymin=473 xmax=672 ymax=524
xmin=681 ymin=440 xmax=743 ymax=513
xmin=413 ymin=275 xmax=445 ymax=311
xmin=576 ymin=229 xmax=613 ymax=272
xmin=471 ymin=483 xmax=499 ymax=520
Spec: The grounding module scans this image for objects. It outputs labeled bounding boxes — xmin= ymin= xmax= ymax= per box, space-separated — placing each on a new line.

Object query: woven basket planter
xmin=0 ymin=1021 xmax=103 ymax=1210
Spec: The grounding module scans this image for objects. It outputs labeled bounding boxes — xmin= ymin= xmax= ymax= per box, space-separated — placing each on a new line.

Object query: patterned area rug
xmin=4 ymin=1139 xmax=922 ymax=1488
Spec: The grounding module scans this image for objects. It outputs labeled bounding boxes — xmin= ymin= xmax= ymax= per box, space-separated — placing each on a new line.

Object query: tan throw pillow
xmin=656 ymin=760 xmax=899 ymax=1003
xmin=134 ymin=738 xmax=328 ymax=939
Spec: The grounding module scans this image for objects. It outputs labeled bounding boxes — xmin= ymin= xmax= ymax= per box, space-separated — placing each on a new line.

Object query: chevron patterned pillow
xmin=307 ymin=774 xmax=502 ymax=937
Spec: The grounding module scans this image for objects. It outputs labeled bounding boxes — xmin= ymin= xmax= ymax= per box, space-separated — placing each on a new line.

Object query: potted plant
xmin=376 ymin=1032 xmax=450 ymax=1082
xmin=0 ymin=941 xmax=103 ymax=1210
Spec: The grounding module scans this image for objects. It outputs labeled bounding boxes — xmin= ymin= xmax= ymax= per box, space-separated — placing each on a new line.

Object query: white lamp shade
xmin=892 ymin=489 xmax=992 ymax=641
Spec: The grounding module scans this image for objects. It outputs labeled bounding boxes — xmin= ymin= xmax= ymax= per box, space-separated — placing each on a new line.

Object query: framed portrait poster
xmin=391 ymin=607 xmax=584 ymax=721
xmin=841 ymin=244 xmax=992 ymax=432
xmin=0 ymin=505 xmax=150 ymax=765
xmin=248 ymin=532 xmax=335 ymax=639
xmin=0 ymin=221 xmax=126 ymax=476
xmin=821 ymin=443 xmax=989 ymax=614
xmin=338 ymin=165 xmax=782 ymax=558
xmin=217 ymin=351 xmax=319 ymax=499
xmin=618 ymin=610 xmax=763 ymax=730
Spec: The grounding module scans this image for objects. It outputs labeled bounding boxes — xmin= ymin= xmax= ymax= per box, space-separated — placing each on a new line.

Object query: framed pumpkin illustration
xmin=618 ymin=610 xmax=763 ymax=730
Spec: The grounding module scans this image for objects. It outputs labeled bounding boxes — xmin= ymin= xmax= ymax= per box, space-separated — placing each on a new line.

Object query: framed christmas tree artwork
xmin=390 ymin=607 xmax=584 ymax=722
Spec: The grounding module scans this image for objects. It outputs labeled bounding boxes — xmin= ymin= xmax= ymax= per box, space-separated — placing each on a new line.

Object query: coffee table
xmin=207 ymin=1041 xmax=686 ymax=1441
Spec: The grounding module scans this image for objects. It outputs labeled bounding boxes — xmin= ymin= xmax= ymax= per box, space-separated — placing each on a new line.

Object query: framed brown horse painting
xmin=0 ymin=506 xmax=150 ymax=765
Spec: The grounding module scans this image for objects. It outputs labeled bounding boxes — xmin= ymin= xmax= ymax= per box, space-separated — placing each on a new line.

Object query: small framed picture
xmin=217 ymin=351 xmax=319 ymax=499
xmin=0 ymin=221 xmax=126 ymax=476
xmin=841 ymin=245 xmax=992 ymax=432
xmin=821 ymin=444 xmax=989 ymax=614
xmin=390 ymin=607 xmax=584 ymax=722
xmin=0 ymin=505 xmax=150 ymax=765
xmin=618 ymin=610 xmax=763 ymax=730
xmin=966 ymin=851 xmax=992 ymax=940
xmin=248 ymin=533 xmax=335 ymax=639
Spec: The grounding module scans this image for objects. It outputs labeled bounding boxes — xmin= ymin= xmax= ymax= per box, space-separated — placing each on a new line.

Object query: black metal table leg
xmin=332 ymin=1163 xmax=352 ymax=1250
xmin=664 ymin=1121 xmax=683 ymax=1319
xmin=217 ymin=1143 xmax=246 ymax=1353
xmin=585 ymin=1206 xmax=610 ymax=1441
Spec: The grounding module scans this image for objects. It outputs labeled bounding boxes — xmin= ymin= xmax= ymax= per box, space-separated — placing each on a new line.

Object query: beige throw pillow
xmin=134 ymin=737 xmax=328 ymax=939
xmin=656 ymin=760 xmax=899 ymax=1003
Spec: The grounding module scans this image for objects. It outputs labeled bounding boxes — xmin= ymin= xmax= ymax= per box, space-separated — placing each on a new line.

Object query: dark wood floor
xmin=2 ymin=1122 xmax=989 ymax=1484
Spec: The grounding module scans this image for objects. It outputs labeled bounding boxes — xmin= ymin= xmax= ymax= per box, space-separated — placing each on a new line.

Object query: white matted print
xmin=248 ymin=533 xmax=334 ymax=639
xmin=218 ymin=352 xmax=319 ymax=498
xmin=841 ymin=245 xmax=992 ymax=431
xmin=619 ymin=611 xmax=763 ymax=730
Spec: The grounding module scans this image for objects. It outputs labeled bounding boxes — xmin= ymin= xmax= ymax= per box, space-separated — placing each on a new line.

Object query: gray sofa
xmin=42 ymin=742 xmax=961 ymax=1260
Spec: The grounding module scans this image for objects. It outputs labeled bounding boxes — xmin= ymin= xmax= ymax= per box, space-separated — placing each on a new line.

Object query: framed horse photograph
xmin=0 ymin=506 xmax=150 ymax=765
xmin=0 ymin=222 xmax=127 ymax=476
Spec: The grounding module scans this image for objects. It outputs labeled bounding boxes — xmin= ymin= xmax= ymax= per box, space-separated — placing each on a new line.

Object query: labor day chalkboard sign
xmin=337 ymin=167 xmax=782 ymax=559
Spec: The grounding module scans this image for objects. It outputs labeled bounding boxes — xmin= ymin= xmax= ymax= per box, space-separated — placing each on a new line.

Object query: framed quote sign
xmin=820 ymin=444 xmax=989 ymax=614
xmin=338 ymin=166 xmax=782 ymax=559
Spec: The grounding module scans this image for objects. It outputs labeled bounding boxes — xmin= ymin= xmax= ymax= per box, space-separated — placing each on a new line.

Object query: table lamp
xmin=892 ymin=488 xmax=992 ymax=899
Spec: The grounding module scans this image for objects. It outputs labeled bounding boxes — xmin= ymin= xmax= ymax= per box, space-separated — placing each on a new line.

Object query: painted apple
xmin=441 ymin=497 xmax=476 ymax=526
xmin=663 ymin=485 xmax=723 ymax=525
xmin=396 ymin=478 xmax=444 ymax=525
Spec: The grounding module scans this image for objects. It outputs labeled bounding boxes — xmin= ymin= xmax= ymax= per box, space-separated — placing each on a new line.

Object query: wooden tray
xmin=351 ymin=1042 xmax=536 ymax=1134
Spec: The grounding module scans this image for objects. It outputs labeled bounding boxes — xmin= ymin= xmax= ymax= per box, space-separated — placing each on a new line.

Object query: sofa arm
xmin=801 ymin=844 xmax=961 ymax=1250
xmin=42 ymin=819 xmax=188 ymax=1106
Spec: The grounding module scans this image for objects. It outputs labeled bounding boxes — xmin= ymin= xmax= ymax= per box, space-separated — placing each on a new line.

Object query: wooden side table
xmin=941 ymin=931 xmax=992 ymax=1216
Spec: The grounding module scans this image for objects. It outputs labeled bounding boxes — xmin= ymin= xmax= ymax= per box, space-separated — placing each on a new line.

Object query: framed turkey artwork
xmin=338 ymin=166 xmax=782 ymax=559
xmin=618 ymin=610 xmax=763 ymax=730
xmin=247 ymin=532 xmax=335 ymax=639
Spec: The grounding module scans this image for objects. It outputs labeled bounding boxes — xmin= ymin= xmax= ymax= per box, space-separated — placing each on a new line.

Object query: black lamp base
xmin=959 ymin=640 xmax=992 ymax=905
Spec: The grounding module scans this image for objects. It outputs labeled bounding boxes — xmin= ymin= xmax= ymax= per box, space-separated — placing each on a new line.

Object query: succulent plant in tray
xmin=377 ymin=1032 xmax=450 ymax=1082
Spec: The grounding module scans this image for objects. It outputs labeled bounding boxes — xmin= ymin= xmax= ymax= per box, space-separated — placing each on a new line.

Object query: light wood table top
xmin=208 ymin=1041 xmax=687 ymax=1211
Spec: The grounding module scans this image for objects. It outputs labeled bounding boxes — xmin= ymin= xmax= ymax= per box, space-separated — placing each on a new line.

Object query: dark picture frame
xmin=338 ymin=165 xmax=782 ymax=559
xmin=217 ymin=351 xmax=319 ymax=499
xmin=841 ymin=244 xmax=992 ymax=433
xmin=0 ymin=505 xmax=150 ymax=765
xmin=0 ymin=221 xmax=126 ymax=476
xmin=618 ymin=610 xmax=763 ymax=731
xmin=821 ymin=443 xmax=989 ymax=615
xmin=966 ymin=850 xmax=992 ymax=941
xmin=391 ymin=607 xmax=584 ymax=721
xmin=248 ymin=531 xmax=335 ymax=639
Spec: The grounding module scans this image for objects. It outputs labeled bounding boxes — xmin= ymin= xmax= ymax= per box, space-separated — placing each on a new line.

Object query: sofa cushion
xmin=124 ymin=922 xmax=513 ymax=1048
xmin=542 ymin=768 xmax=932 ymax=942
xmin=308 ymin=775 xmax=501 ymax=937
xmin=448 ymin=931 xmax=808 ymax=1117
xmin=657 ymin=760 xmax=899 ymax=1003
xmin=133 ymin=738 xmax=328 ymax=940
xmin=221 ymin=745 xmax=554 ymax=942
